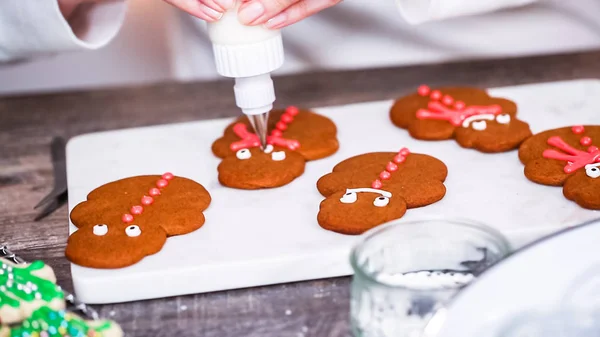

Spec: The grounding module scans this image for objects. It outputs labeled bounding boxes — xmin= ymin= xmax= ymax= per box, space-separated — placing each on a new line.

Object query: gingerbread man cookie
xmin=66 ymin=173 xmax=211 ymax=269
xmin=390 ymin=85 xmax=532 ymax=152
xmin=317 ymin=148 xmax=448 ymax=235
xmin=519 ymin=125 xmax=600 ymax=210
xmin=212 ymin=106 xmax=339 ymax=189
xmin=1 ymin=306 xmax=123 ymax=337
xmin=0 ymin=259 xmax=65 ymax=325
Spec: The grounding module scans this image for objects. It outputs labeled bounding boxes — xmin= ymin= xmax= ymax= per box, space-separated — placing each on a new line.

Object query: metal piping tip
xmin=248 ymin=112 xmax=269 ymax=149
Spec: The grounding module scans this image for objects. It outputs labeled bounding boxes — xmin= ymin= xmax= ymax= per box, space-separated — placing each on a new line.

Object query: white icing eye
xmin=471 ymin=120 xmax=487 ymax=131
xmin=271 ymin=151 xmax=286 ymax=161
xmin=373 ymin=196 xmax=390 ymax=207
xmin=93 ymin=224 xmax=108 ymax=236
xmin=496 ymin=114 xmax=511 ymax=124
xmin=586 ymin=165 xmax=600 ymax=178
xmin=263 ymin=144 xmax=274 ymax=154
xmin=340 ymin=192 xmax=357 ymax=204
xmin=125 ymin=225 xmax=141 ymax=237
xmin=236 ymin=149 xmax=251 ymax=160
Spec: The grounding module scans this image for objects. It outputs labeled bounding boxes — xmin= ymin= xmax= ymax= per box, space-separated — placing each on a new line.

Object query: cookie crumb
xmin=180 ymin=305 xmax=188 ymax=311
xmin=285 ymin=309 xmax=292 ymax=315
xmin=109 ymin=310 xmax=116 ymax=317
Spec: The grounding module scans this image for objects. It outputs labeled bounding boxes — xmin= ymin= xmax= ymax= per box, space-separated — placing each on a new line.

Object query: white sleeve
xmin=395 ymin=0 xmax=538 ymax=24
xmin=0 ymin=0 xmax=127 ymax=62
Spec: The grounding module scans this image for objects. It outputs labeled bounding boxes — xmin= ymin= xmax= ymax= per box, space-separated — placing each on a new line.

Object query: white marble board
xmin=67 ymin=79 xmax=600 ymax=304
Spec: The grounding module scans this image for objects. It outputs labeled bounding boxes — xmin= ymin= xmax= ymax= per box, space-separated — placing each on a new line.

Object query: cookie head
xmin=217 ymin=146 xmax=305 ymax=189
xmin=66 ymin=220 xmax=167 ymax=269
xmin=318 ymin=188 xmax=407 ymax=235
xmin=391 ymin=86 xmax=532 ymax=152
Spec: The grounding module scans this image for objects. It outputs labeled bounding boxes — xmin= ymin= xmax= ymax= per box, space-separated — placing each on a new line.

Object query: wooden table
xmin=1 ymin=50 xmax=599 ymax=337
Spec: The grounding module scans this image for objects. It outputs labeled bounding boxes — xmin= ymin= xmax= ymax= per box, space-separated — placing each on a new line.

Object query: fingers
xmin=264 ymin=0 xmax=342 ymax=29
xmin=238 ymin=0 xmax=300 ymax=25
xmin=163 ymin=0 xmax=236 ymax=22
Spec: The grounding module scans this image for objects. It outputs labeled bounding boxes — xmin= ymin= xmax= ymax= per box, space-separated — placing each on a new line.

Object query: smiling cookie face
xmin=212 ymin=107 xmax=339 ymax=189
xmin=390 ymin=86 xmax=532 ymax=152
xmin=66 ymin=174 xmax=211 ymax=268
xmin=519 ymin=125 xmax=600 ymax=210
xmin=316 ymin=149 xmax=447 ymax=235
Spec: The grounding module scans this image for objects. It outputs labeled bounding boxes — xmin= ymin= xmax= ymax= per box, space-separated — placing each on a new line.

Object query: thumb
xmin=238 ymin=0 xmax=299 ymax=25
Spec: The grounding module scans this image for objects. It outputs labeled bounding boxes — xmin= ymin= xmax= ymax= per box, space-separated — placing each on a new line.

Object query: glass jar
xmin=350 ymin=218 xmax=512 ymax=337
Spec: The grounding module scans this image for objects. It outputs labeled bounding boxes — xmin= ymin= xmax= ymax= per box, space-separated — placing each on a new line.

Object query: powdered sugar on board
xmin=66 ymin=79 xmax=600 ymax=303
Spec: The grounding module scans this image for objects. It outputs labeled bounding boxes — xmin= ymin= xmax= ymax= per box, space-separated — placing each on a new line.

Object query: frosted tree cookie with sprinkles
xmin=519 ymin=125 xmax=600 ymax=209
xmin=0 ymin=306 xmax=123 ymax=337
xmin=390 ymin=85 xmax=532 ymax=152
xmin=212 ymin=106 xmax=339 ymax=189
xmin=0 ymin=259 xmax=65 ymax=325
xmin=66 ymin=173 xmax=211 ymax=269
xmin=316 ymin=148 xmax=448 ymax=235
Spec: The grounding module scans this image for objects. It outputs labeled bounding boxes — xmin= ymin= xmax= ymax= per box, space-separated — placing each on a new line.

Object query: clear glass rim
xmin=349 ymin=217 xmax=512 ymax=289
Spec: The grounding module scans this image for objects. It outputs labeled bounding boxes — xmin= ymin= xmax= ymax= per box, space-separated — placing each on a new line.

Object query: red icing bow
xmin=229 ymin=106 xmax=301 ymax=151
xmin=543 ymin=136 xmax=600 ymax=173
xmin=415 ymin=85 xmax=502 ymax=127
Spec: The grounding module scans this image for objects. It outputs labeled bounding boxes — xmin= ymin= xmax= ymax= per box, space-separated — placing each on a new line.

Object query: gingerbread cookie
xmin=1 ymin=306 xmax=123 ymax=337
xmin=212 ymin=106 xmax=339 ymax=189
xmin=0 ymin=259 xmax=65 ymax=325
xmin=519 ymin=125 xmax=600 ymax=209
xmin=66 ymin=173 xmax=211 ymax=269
xmin=317 ymin=148 xmax=447 ymax=235
xmin=390 ymin=85 xmax=532 ymax=152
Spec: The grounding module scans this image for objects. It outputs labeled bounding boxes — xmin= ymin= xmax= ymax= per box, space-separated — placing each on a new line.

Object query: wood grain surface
xmin=1 ymin=50 xmax=600 ymax=337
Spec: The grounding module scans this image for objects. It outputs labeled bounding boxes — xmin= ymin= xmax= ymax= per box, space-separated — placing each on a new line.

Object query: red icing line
xmin=122 ymin=173 xmax=173 ymax=223
xmin=229 ymin=106 xmax=302 ymax=151
xmin=543 ymin=136 xmax=600 ymax=173
xmin=372 ymin=148 xmax=410 ymax=189
xmin=415 ymin=85 xmax=502 ymax=127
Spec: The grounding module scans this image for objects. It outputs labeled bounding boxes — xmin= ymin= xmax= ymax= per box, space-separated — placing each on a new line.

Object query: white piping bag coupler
xmin=207 ymin=4 xmax=285 ymax=148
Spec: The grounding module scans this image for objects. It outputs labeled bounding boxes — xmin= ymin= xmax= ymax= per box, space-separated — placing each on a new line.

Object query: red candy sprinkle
xmin=281 ymin=114 xmax=294 ymax=123
xmin=393 ymin=155 xmax=406 ymax=164
xmin=386 ymin=162 xmax=398 ymax=172
xmin=149 ymin=188 xmax=161 ymax=196
xmin=271 ymin=129 xmax=283 ymax=137
xmin=430 ymin=90 xmax=442 ymax=100
xmin=162 ymin=172 xmax=174 ymax=180
xmin=581 ymin=136 xmax=592 ymax=146
xmin=276 ymin=121 xmax=287 ymax=131
xmin=122 ymin=214 xmax=134 ymax=223
xmin=417 ymin=85 xmax=431 ymax=96
xmin=141 ymin=196 xmax=154 ymax=205
xmin=380 ymin=171 xmax=391 ymax=180
xmin=572 ymin=125 xmax=585 ymax=134
xmin=442 ymin=95 xmax=454 ymax=105
xmin=156 ymin=179 xmax=168 ymax=188
xmin=131 ymin=205 xmax=143 ymax=215
xmin=454 ymin=101 xmax=466 ymax=110
xmin=286 ymin=106 xmax=299 ymax=116
xmin=372 ymin=180 xmax=383 ymax=189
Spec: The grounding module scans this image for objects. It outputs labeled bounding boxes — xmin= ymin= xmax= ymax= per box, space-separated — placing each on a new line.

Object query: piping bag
xmin=207 ymin=3 xmax=285 ymax=148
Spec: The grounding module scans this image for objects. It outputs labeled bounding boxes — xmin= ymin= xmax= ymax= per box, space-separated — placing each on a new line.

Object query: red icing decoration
xmin=230 ymin=123 xmax=261 ymax=151
xmin=380 ymin=171 xmax=391 ymax=180
xmin=418 ymin=85 xmax=431 ymax=96
xmin=157 ymin=179 xmax=168 ymax=188
xmin=372 ymin=180 xmax=383 ymax=189
xmin=162 ymin=172 xmax=174 ymax=180
xmin=141 ymin=195 xmax=154 ymax=205
xmin=581 ymin=136 xmax=592 ymax=146
xmin=131 ymin=205 xmax=143 ymax=215
xmin=400 ymin=148 xmax=410 ymax=156
xmin=442 ymin=95 xmax=454 ymax=105
xmin=276 ymin=121 xmax=288 ymax=131
xmin=286 ymin=106 xmax=300 ymax=116
xmin=149 ymin=188 xmax=161 ymax=196
xmin=430 ymin=90 xmax=442 ymax=100
xmin=454 ymin=101 xmax=466 ymax=110
xmin=393 ymin=155 xmax=406 ymax=164
xmin=572 ymin=125 xmax=585 ymax=134
xmin=122 ymin=214 xmax=134 ymax=223
xmin=417 ymin=100 xmax=502 ymax=127
xmin=543 ymin=136 xmax=600 ymax=173
xmin=281 ymin=114 xmax=294 ymax=123
xmin=386 ymin=162 xmax=398 ymax=172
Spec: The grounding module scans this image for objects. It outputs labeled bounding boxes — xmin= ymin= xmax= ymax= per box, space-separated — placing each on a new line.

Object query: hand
xmin=163 ymin=0 xmax=341 ymax=29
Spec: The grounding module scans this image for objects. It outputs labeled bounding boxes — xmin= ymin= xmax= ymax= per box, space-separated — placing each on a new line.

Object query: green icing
xmin=0 ymin=260 xmax=64 ymax=309
xmin=10 ymin=306 xmax=114 ymax=337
